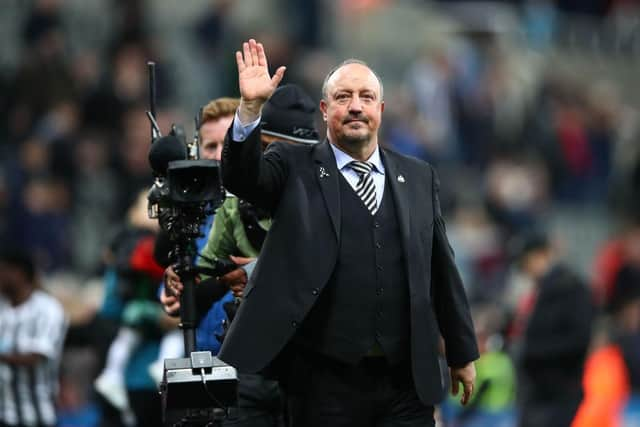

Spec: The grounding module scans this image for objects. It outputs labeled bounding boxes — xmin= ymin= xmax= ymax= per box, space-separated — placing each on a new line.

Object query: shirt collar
xmin=330 ymin=143 xmax=385 ymax=175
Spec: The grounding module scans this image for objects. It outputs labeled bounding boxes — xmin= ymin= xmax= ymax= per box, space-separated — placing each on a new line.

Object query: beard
xmin=338 ymin=115 xmax=371 ymax=145
xmin=341 ymin=130 xmax=370 ymax=145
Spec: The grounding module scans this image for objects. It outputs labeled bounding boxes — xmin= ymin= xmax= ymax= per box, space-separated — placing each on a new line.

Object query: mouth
xmin=344 ymin=118 xmax=368 ymax=125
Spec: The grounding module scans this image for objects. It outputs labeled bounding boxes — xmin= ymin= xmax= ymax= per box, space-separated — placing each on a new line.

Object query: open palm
xmin=236 ymin=39 xmax=285 ymax=104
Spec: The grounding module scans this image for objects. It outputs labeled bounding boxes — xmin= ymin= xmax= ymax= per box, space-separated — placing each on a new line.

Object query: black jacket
xmin=520 ymin=264 xmax=595 ymax=399
xmin=218 ymin=124 xmax=479 ymax=405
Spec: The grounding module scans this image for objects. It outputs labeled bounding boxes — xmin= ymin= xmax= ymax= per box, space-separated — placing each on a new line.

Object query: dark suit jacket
xmin=218 ymin=124 xmax=479 ymax=404
xmin=520 ymin=264 xmax=594 ymax=401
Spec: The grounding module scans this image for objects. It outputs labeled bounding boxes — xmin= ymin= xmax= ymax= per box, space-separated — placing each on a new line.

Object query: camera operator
xmin=162 ymin=84 xmax=319 ymax=427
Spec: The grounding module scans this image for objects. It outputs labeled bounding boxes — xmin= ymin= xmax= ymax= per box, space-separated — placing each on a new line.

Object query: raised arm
xmin=221 ymin=39 xmax=289 ymax=210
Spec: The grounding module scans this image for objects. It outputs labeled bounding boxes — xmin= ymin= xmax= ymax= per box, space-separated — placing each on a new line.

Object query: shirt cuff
xmin=240 ymin=259 xmax=258 ymax=279
xmin=232 ymin=110 xmax=261 ymax=142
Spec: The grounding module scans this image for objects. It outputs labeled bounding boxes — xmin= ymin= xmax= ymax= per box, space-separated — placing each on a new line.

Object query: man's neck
xmin=329 ymin=138 xmax=378 ymax=162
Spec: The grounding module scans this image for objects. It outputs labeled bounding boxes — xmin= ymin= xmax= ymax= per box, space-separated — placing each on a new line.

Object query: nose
xmin=348 ymin=95 xmax=363 ymax=113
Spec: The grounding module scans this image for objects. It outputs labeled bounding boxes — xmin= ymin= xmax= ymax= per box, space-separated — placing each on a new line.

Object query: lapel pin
xmin=319 ymin=166 xmax=330 ymax=179
xmin=397 ymin=175 xmax=405 ymax=183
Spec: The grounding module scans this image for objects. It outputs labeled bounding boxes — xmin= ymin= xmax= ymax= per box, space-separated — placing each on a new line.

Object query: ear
xmin=320 ymin=99 xmax=328 ymax=121
xmin=380 ymin=100 xmax=385 ymax=114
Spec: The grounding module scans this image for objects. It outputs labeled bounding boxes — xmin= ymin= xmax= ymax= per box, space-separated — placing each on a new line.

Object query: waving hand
xmin=236 ymin=39 xmax=286 ymax=123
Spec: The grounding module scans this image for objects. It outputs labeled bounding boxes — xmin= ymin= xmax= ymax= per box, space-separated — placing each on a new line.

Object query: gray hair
xmin=321 ymin=59 xmax=384 ymax=101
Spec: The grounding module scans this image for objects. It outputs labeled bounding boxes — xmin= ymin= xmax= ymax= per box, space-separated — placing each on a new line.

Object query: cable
xmin=199 ymin=368 xmax=228 ymax=417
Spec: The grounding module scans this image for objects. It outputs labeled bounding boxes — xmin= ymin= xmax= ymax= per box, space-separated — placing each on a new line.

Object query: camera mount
xmin=146 ymin=61 xmax=238 ymax=427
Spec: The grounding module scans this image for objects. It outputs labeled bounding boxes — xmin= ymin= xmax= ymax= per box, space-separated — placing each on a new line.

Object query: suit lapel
xmin=381 ymin=150 xmax=411 ymax=258
xmin=313 ymin=140 xmax=341 ymax=239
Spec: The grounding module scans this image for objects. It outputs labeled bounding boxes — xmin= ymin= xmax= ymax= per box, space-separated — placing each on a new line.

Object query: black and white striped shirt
xmin=0 ymin=290 xmax=67 ymax=427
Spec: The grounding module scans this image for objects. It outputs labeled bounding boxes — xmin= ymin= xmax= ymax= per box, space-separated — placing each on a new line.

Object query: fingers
xmin=221 ymin=266 xmax=247 ymax=297
xmin=450 ymin=363 xmax=476 ymax=406
xmin=239 ymin=39 xmax=284 ymax=83
xmin=242 ymin=41 xmax=252 ymax=67
xmin=271 ymin=66 xmax=286 ymax=87
xmin=160 ymin=289 xmax=181 ymax=316
xmin=461 ymin=380 xmax=473 ymax=405
xmin=242 ymin=39 xmax=260 ymax=67
xmin=165 ymin=278 xmax=183 ymax=297
xmin=229 ymin=255 xmax=254 ymax=266
xmin=235 ymin=51 xmax=245 ymax=73
xmin=164 ymin=300 xmax=180 ymax=316
xmin=165 ymin=266 xmax=180 ymax=282
xmin=257 ymin=42 xmax=268 ymax=68
xmin=230 ymin=283 xmax=245 ymax=298
xmin=249 ymin=39 xmax=260 ymax=68
xmin=169 ymin=279 xmax=183 ymax=295
xmin=165 ymin=298 xmax=180 ymax=313
xmin=451 ymin=373 xmax=459 ymax=397
xmin=159 ymin=289 xmax=172 ymax=305
xmin=219 ymin=268 xmax=247 ymax=286
xmin=222 ymin=268 xmax=247 ymax=281
xmin=164 ymin=265 xmax=184 ymax=296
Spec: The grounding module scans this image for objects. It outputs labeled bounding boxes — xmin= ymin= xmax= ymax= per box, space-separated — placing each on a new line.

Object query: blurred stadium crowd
xmin=2 ymin=0 xmax=640 ymax=426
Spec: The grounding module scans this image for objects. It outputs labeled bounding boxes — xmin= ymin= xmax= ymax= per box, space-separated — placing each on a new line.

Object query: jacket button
xmin=312 ymin=288 xmax=319 ymax=296
xmin=291 ymin=321 xmax=298 ymax=328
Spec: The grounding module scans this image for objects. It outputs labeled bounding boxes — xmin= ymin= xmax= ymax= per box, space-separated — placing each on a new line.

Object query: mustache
xmin=343 ymin=114 xmax=369 ymax=124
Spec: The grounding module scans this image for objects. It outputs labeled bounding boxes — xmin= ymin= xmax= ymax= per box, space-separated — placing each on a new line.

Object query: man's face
xmin=320 ymin=63 xmax=384 ymax=148
xmin=521 ymin=250 xmax=551 ymax=281
xmin=200 ymin=115 xmax=234 ymax=161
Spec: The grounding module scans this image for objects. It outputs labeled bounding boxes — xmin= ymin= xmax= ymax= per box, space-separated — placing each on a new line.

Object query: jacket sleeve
xmin=221 ymin=123 xmax=289 ymax=212
xmin=194 ymin=202 xmax=237 ymax=322
xmin=198 ymin=200 xmax=237 ymax=280
xmin=429 ymin=165 xmax=480 ymax=367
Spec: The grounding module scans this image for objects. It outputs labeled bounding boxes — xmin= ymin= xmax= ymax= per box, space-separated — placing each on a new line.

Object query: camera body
xmin=148 ymin=159 xmax=224 ymax=239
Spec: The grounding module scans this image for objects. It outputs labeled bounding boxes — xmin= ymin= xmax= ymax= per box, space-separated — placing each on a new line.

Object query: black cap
xmin=261 ymin=84 xmax=319 ymax=144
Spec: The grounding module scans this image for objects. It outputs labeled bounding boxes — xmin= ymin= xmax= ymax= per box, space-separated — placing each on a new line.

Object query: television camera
xmin=145 ymin=61 xmax=238 ymax=427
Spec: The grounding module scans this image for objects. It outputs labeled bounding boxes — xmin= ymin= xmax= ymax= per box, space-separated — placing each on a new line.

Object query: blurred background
xmin=2 ymin=0 xmax=640 ymax=426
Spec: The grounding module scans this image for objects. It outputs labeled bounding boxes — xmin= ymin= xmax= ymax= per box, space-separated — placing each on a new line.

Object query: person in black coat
xmin=512 ymin=231 xmax=595 ymax=427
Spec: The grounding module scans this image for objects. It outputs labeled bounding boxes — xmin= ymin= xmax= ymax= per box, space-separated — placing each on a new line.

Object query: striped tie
xmin=349 ymin=161 xmax=378 ymax=215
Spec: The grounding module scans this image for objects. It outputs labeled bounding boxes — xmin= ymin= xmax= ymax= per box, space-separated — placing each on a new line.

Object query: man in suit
xmin=218 ymin=38 xmax=478 ymax=426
